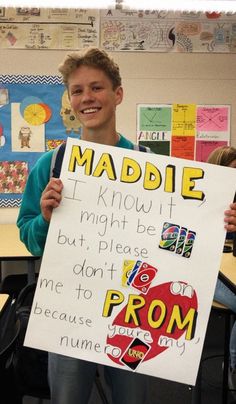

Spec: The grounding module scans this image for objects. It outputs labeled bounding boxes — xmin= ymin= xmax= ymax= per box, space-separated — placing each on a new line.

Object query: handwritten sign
xmin=25 ymin=137 xmax=236 ymax=385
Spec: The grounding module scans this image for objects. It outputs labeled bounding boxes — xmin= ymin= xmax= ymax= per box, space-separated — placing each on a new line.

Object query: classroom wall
xmin=1 ymin=49 xmax=236 ymax=224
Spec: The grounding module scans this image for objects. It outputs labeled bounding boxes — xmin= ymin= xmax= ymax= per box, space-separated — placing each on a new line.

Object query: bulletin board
xmin=0 ymin=74 xmax=82 ymax=207
xmin=137 ymin=103 xmax=230 ymax=161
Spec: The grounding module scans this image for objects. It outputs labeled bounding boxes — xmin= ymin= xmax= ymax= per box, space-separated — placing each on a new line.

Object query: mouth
xmin=81 ymin=107 xmax=101 ymax=114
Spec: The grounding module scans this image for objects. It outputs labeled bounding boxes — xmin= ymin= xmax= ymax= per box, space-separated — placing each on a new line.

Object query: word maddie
xmin=68 ymin=145 xmax=205 ymax=201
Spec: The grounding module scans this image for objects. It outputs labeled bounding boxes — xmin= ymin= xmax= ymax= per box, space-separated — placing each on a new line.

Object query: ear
xmin=115 ymin=86 xmax=123 ymax=106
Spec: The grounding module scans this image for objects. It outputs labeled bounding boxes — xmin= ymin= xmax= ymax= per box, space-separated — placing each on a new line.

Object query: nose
xmin=81 ymin=88 xmax=95 ymax=103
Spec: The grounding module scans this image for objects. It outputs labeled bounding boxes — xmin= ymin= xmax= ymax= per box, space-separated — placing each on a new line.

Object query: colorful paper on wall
xmin=137 ymin=104 xmax=230 ymax=162
xmin=172 ymin=104 xmax=196 ymax=137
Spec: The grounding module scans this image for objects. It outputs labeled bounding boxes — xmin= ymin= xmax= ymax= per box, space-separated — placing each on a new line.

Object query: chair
xmin=1 ymin=273 xmax=29 ymax=298
xmin=95 ymin=369 xmax=110 ymax=404
xmin=192 ymin=301 xmax=235 ymax=404
xmin=1 ymin=278 xmax=50 ymax=404
xmin=1 ymin=277 xmax=109 ymax=404
xmin=15 ymin=367 xmax=109 ymax=404
xmin=0 ymin=318 xmax=21 ymax=404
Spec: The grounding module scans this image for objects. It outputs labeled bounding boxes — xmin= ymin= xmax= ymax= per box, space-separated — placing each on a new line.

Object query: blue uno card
xmin=127 ymin=260 xmax=142 ymax=286
xmin=122 ymin=260 xmax=135 ymax=287
xmin=159 ymin=222 xmax=180 ymax=252
xmin=175 ymin=226 xmax=187 ymax=255
xmin=182 ymin=230 xmax=196 ymax=258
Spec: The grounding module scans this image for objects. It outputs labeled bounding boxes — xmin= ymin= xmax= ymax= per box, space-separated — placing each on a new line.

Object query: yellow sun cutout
xmin=23 ymin=103 xmax=47 ymax=126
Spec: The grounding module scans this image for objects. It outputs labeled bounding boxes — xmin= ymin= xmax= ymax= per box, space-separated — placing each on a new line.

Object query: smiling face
xmin=68 ymin=65 xmax=123 ymax=144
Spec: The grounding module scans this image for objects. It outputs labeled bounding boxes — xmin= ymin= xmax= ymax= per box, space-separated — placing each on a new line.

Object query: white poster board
xmin=25 ymin=137 xmax=236 ymax=386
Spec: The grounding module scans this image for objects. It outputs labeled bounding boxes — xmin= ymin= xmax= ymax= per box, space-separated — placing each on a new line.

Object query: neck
xmin=81 ymin=128 xmax=120 ymax=146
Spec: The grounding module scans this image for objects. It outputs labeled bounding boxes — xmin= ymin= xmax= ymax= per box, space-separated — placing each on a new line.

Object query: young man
xmin=17 ymin=48 xmax=150 ymax=404
xmin=17 ymin=48 xmax=236 ymax=404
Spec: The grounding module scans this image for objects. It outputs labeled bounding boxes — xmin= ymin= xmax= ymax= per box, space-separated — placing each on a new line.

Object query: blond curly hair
xmin=58 ymin=47 xmax=122 ymax=90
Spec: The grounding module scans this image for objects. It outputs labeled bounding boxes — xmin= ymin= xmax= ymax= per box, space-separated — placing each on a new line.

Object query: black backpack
xmin=13 ymin=283 xmax=49 ymax=398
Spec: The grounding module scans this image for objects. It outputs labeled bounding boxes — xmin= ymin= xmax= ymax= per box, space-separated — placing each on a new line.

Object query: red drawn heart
xmin=106 ymin=281 xmax=198 ymax=366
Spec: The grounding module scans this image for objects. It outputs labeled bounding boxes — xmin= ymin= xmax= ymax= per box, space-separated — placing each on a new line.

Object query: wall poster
xmin=101 ymin=9 xmax=236 ymax=53
xmin=137 ymin=104 xmax=230 ymax=161
xmin=0 ymin=7 xmax=99 ymax=50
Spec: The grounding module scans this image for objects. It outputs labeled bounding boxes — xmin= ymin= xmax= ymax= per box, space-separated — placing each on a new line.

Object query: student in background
xmin=207 ymin=146 xmax=236 ymax=168
xmin=207 ymin=145 xmax=236 ymax=395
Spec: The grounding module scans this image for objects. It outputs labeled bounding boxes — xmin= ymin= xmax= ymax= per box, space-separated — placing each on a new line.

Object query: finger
xmin=41 ymin=197 xmax=61 ymax=209
xmin=40 ymin=196 xmax=61 ymax=222
xmin=43 ymin=178 xmax=63 ymax=195
xmin=225 ymin=223 xmax=236 ymax=232
xmin=224 ymin=209 xmax=236 ymax=218
xmin=224 ymin=214 xmax=236 ymax=222
xmin=42 ymin=188 xmax=62 ymax=203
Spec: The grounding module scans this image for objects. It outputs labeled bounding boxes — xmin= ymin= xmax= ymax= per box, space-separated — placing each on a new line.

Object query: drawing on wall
xmin=0 ymin=161 xmax=28 ymax=194
xmin=0 ymin=87 xmax=9 ymax=106
xmin=0 ymin=7 xmax=99 ymax=50
xmin=137 ymin=104 xmax=230 ymax=161
xmin=0 ymin=74 xmax=81 ymax=207
xmin=101 ymin=9 xmax=236 ymax=53
xmin=11 ymin=103 xmax=45 ymax=152
xmin=60 ymin=90 xmax=81 ymax=134
xmin=0 ymin=7 xmax=235 ymax=53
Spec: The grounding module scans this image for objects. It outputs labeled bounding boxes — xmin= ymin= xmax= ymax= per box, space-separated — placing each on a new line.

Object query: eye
xmin=71 ymin=88 xmax=82 ymax=96
xmin=92 ymin=85 xmax=102 ymax=92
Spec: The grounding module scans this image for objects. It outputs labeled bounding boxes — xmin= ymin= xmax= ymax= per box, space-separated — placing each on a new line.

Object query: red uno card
xmin=120 ymin=337 xmax=151 ymax=370
xmin=131 ymin=262 xmax=158 ymax=294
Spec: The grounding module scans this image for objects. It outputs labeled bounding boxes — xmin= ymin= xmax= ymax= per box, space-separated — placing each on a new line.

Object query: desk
xmin=212 ymin=252 xmax=236 ymax=404
xmin=220 ymin=251 xmax=236 ymax=286
xmin=0 ymin=224 xmax=40 ymax=284
xmin=192 ymin=252 xmax=236 ymax=404
xmin=0 ymin=294 xmax=9 ymax=313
